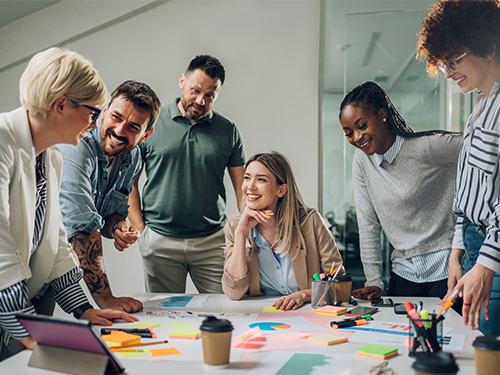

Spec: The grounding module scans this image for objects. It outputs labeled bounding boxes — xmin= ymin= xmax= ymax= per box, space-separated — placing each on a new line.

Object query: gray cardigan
xmin=352 ymin=133 xmax=463 ymax=290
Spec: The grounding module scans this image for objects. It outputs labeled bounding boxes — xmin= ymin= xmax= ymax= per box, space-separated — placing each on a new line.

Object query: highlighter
xmin=419 ymin=309 xmax=432 ymax=329
xmin=436 ymin=290 xmax=459 ymax=318
xmin=330 ymin=319 xmax=367 ymax=329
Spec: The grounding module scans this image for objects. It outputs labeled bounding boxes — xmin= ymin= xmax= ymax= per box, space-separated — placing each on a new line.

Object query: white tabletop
xmin=0 ymin=294 xmax=481 ymax=374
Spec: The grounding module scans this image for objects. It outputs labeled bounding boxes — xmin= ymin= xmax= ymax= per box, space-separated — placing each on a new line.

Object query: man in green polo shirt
xmin=128 ymin=55 xmax=245 ymax=293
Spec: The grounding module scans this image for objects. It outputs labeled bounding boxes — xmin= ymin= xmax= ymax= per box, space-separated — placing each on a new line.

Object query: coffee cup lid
xmin=334 ymin=273 xmax=352 ymax=282
xmin=411 ymin=352 xmax=459 ymax=374
xmin=200 ymin=316 xmax=234 ymax=333
xmin=473 ymin=335 xmax=500 ymax=350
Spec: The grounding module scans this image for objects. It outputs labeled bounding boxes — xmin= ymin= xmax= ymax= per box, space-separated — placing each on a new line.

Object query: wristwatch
xmin=111 ymin=220 xmax=122 ymax=236
xmin=73 ymin=302 xmax=94 ymax=319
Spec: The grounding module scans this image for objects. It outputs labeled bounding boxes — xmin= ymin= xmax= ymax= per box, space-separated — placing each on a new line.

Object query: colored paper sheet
xmin=307 ymin=333 xmax=348 ymax=345
xmin=276 ymin=332 xmax=310 ymax=339
xmin=246 ymin=351 xmax=355 ymax=375
xmin=119 ymin=349 xmax=151 ymax=358
xmin=262 ymin=306 xmax=285 ymax=313
xmin=150 ymin=347 xmax=181 ymax=357
xmin=101 ymin=332 xmax=141 ymax=345
xmin=128 ymin=321 xmax=161 ymax=329
xmin=232 ymin=327 xmax=262 ymax=347
xmin=164 ymin=323 xmax=193 ymax=329
xmin=356 ymin=344 xmax=398 ymax=359
xmin=258 ymin=309 xmax=341 ymax=330
xmin=169 ymin=328 xmax=201 ymax=339
xmin=144 ymin=295 xmax=208 ymax=309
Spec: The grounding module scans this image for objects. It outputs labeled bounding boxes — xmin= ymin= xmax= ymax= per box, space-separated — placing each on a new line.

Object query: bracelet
xmin=111 ymin=220 xmax=121 ymax=236
xmin=73 ymin=302 xmax=94 ymax=319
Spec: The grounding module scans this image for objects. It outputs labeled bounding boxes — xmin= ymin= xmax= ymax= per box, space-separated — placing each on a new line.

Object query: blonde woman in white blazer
xmin=0 ymin=48 xmax=137 ymax=359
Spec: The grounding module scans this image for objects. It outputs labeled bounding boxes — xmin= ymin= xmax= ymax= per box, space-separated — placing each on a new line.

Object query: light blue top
xmin=58 ymin=120 xmax=142 ymax=239
xmin=253 ymin=227 xmax=299 ymax=295
xmin=372 ymin=135 xmax=450 ymax=283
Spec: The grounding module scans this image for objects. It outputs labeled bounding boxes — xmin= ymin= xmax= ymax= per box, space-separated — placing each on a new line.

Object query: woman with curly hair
xmin=418 ymin=0 xmax=500 ymax=335
xmin=222 ymin=151 xmax=344 ymax=310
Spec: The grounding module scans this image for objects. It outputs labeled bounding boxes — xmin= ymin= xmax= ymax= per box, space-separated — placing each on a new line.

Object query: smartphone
xmin=345 ymin=306 xmax=379 ymax=317
xmin=371 ymin=298 xmax=394 ymax=307
xmin=394 ymin=302 xmax=417 ymax=314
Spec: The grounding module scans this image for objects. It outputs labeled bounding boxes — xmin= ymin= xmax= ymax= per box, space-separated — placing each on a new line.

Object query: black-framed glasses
xmin=438 ymin=51 xmax=470 ymax=74
xmin=82 ymin=104 xmax=102 ymax=124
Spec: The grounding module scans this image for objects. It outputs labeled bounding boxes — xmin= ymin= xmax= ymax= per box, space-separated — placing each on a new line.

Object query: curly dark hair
xmin=417 ymin=0 xmax=500 ymax=78
xmin=340 ymin=81 xmax=452 ymax=138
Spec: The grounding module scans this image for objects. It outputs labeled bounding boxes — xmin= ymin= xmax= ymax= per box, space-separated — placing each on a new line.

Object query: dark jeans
xmin=387 ymin=271 xmax=448 ymax=298
xmin=462 ymin=218 xmax=500 ymax=335
xmin=0 ymin=285 xmax=55 ymax=361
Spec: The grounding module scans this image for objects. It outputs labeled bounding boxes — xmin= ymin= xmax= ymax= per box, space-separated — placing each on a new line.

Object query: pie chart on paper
xmin=249 ymin=322 xmax=292 ymax=331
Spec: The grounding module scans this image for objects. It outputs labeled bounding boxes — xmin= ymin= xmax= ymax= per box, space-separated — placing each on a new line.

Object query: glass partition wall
xmin=321 ymin=2 xmax=472 ymax=290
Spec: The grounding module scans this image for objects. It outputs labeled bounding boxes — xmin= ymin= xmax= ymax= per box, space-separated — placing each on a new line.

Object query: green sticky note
xmin=128 ymin=321 xmax=161 ymax=329
xmin=356 ymin=344 xmax=398 ymax=359
xmin=165 ymin=323 xmax=193 ymax=329
xmin=262 ymin=306 xmax=285 ymax=313
xmin=169 ymin=328 xmax=201 ymax=339
xmin=119 ymin=349 xmax=151 ymax=358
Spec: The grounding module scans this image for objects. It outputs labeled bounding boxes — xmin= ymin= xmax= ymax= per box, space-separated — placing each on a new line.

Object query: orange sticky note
xmin=316 ymin=305 xmax=347 ymax=315
xmin=150 ymin=347 xmax=181 ymax=357
xmin=102 ymin=332 xmax=141 ymax=345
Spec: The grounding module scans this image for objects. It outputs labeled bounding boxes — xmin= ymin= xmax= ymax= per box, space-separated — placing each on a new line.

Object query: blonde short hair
xmin=19 ymin=47 xmax=109 ymax=118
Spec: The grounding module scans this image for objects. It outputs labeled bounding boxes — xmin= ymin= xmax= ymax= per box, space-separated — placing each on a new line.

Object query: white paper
xmin=143 ymin=295 xmax=208 ymax=309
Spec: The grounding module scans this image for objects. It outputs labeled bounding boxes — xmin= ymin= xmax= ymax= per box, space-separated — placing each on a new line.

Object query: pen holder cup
xmin=408 ymin=314 xmax=443 ymax=358
xmin=311 ymin=280 xmax=334 ymax=309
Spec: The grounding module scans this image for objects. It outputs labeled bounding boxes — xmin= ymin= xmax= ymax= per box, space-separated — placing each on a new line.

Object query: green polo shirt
xmin=139 ymin=99 xmax=246 ymax=238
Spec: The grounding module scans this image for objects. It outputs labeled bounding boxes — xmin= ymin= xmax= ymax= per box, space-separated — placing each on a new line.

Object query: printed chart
xmin=249 ymin=322 xmax=292 ymax=331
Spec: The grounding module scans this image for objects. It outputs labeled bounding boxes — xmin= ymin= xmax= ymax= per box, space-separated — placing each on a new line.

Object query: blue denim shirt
xmin=58 ymin=121 xmax=141 ymax=240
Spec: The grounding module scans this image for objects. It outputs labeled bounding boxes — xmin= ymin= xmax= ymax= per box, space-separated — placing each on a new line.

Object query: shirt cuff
xmin=0 ymin=305 xmax=36 ymax=339
xmin=51 ymin=268 xmax=89 ymax=314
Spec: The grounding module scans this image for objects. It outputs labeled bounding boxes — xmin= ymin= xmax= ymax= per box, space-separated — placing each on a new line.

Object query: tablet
xmin=16 ymin=313 xmax=125 ymax=374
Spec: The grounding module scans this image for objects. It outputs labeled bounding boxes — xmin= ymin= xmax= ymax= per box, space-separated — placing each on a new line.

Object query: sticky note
xmin=150 ymin=347 xmax=181 ymax=357
xmin=128 ymin=321 xmax=161 ymax=329
xmin=119 ymin=349 xmax=151 ymax=358
xmin=262 ymin=306 xmax=285 ymax=312
xmin=169 ymin=328 xmax=201 ymax=340
xmin=356 ymin=344 xmax=398 ymax=359
xmin=316 ymin=305 xmax=347 ymax=315
xmin=101 ymin=332 xmax=141 ymax=345
xmin=307 ymin=333 xmax=348 ymax=346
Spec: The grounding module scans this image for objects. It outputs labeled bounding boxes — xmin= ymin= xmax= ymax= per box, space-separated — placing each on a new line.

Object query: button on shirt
xmin=372 ymin=135 xmax=450 ymax=283
xmin=254 ymin=227 xmax=299 ymax=296
xmin=58 ymin=120 xmax=142 ymax=240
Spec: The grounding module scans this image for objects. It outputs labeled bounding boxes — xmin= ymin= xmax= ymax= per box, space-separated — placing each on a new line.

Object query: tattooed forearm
xmin=70 ymin=230 xmax=112 ymax=305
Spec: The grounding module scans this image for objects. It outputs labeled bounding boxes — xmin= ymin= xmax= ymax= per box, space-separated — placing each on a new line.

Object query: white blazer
xmin=0 ymin=107 xmax=79 ymax=298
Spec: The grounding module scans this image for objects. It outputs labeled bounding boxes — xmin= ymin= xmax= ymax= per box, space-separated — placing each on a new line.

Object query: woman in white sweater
xmin=339 ymin=81 xmax=462 ymax=302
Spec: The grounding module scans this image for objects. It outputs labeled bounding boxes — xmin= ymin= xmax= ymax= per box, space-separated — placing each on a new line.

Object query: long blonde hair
xmin=244 ymin=151 xmax=311 ymax=259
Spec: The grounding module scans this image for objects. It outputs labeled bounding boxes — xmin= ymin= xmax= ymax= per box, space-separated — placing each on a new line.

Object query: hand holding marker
xmin=436 ymin=290 xmax=459 ymax=319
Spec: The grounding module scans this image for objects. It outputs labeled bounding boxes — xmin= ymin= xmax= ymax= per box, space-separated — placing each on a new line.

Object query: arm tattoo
xmin=70 ymin=232 xmax=111 ymax=300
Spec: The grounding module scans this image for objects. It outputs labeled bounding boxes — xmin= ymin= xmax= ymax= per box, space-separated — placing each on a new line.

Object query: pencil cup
xmin=408 ymin=314 xmax=442 ymax=358
xmin=472 ymin=336 xmax=500 ymax=375
xmin=334 ymin=273 xmax=352 ymax=303
xmin=311 ymin=280 xmax=334 ymax=308
xmin=411 ymin=352 xmax=459 ymax=375
xmin=199 ymin=316 xmax=234 ymax=367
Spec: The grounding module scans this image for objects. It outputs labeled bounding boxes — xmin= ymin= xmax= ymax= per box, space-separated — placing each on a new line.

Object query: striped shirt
xmin=0 ymin=155 xmax=88 ymax=340
xmin=453 ymin=81 xmax=500 ymax=273
xmin=372 ymin=135 xmax=450 ymax=283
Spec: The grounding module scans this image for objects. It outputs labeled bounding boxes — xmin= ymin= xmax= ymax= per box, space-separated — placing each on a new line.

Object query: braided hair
xmin=339 ymin=81 xmax=452 ymax=138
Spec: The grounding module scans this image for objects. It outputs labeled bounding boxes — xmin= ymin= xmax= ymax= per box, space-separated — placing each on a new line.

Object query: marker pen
xmin=330 ymin=319 xmax=367 ymax=329
xmin=101 ymin=328 xmax=153 ymax=335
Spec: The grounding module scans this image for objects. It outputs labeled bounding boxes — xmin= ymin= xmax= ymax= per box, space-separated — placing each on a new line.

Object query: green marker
xmin=313 ymin=273 xmax=321 ymax=281
xmin=419 ymin=309 xmax=432 ymax=329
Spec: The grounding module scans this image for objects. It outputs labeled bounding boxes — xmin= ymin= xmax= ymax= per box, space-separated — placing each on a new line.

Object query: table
xmin=0 ymin=294 xmax=481 ymax=374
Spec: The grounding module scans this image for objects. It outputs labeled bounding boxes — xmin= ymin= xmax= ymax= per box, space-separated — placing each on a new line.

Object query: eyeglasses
xmin=438 ymin=51 xmax=470 ymax=74
xmin=82 ymin=104 xmax=102 ymax=124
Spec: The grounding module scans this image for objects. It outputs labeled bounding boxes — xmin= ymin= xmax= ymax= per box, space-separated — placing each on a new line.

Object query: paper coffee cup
xmin=200 ymin=316 xmax=234 ymax=367
xmin=473 ymin=335 xmax=500 ymax=375
xmin=334 ymin=273 xmax=352 ymax=303
xmin=411 ymin=352 xmax=459 ymax=375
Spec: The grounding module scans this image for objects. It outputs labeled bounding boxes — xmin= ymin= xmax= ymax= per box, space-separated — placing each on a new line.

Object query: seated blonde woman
xmin=222 ymin=151 xmax=344 ymax=310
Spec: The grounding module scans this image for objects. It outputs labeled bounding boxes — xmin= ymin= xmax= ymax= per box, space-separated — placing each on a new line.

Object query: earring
xmin=383 ymin=118 xmax=386 ymax=122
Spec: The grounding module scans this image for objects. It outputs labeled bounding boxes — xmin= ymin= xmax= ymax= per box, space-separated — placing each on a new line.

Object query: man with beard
xmin=128 ymin=55 xmax=246 ymax=294
xmin=59 ymin=80 xmax=161 ymax=312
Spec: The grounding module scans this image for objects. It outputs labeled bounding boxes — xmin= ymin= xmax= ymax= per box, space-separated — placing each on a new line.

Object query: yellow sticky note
xmin=119 ymin=349 xmax=151 ymax=358
xmin=150 ymin=347 xmax=181 ymax=357
xmin=128 ymin=322 xmax=161 ymax=329
xmin=307 ymin=333 xmax=348 ymax=346
xmin=165 ymin=323 xmax=193 ymax=329
xmin=262 ymin=306 xmax=285 ymax=313
xmin=169 ymin=328 xmax=201 ymax=339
